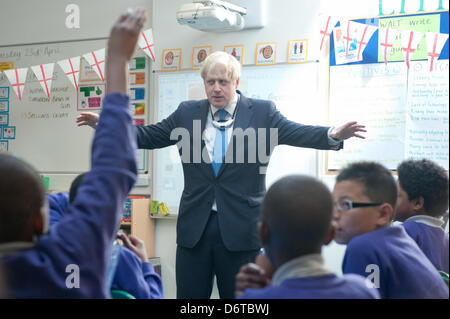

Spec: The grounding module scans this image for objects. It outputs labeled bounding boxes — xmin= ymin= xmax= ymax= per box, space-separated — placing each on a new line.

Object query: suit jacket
xmin=136 ymin=91 xmax=342 ymax=251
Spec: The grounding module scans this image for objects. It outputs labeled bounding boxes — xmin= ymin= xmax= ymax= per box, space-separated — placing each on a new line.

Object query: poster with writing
xmin=405 ymin=60 xmax=449 ymax=169
xmin=77 ymin=84 xmax=105 ymax=110
xmin=377 ymin=13 xmax=441 ymax=63
xmin=328 ymin=62 xmax=408 ymax=170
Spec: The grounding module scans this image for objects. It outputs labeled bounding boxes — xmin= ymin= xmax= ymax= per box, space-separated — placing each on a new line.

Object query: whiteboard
xmin=153 ymin=63 xmax=320 ymax=211
xmin=0 ymin=40 xmax=149 ymax=173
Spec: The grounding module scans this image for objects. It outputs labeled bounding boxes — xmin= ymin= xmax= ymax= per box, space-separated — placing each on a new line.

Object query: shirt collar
xmin=0 ymin=241 xmax=35 ymax=258
xmin=271 ymin=253 xmax=333 ymax=286
xmin=404 ymin=215 xmax=444 ymax=228
xmin=210 ymin=92 xmax=239 ymax=120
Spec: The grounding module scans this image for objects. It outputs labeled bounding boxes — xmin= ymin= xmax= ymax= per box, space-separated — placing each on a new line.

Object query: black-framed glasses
xmin=334 ymin=199 xmax=382 ymax=212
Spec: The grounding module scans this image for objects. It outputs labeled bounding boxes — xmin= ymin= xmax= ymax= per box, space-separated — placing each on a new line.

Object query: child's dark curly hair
xmin=397 ymin=159 xmax=449 ymax=217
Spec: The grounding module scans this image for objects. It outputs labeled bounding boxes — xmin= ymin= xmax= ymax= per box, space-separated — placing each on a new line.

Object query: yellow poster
xmin=378 ymin=14 xmax=440 ymax=62
xmin=0 ymin=62 xmax=13 ymax=71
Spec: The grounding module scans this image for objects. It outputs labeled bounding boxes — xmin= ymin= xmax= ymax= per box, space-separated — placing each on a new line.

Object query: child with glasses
xmin=333 ymin=161 xmax=448 ymax=298
xmin=395 ymin=159 xmax=449 ymax=274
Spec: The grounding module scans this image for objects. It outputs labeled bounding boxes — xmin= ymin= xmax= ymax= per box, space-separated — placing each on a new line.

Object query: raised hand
xmin=106 ymin=8 xmax=147 ymax=95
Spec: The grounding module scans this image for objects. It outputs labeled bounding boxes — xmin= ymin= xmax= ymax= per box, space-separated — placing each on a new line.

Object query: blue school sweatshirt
xmin=402 ymin=217 xmax=449 ymax=274
xmin=342 ymin=225 xmax=449 ymax=299
xmin=47 ymin=193 xmax=163 ymax=299
xmin=48 ymin=192 xmax=69 ymax=227
xmin=239 ymin=274 xmax=380 ymax=299
xmin=0 ymin=93 xmax=137 ymax=298
xmin=111 ymin=246 xmax=163 ymax=299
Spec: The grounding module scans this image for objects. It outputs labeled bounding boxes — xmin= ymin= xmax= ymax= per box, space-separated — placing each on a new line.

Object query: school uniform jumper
xmin=402 ymin=215 xmax=449 ymax=274
xmin=342 ymin=225 xmax=449 ymax=299
xmin=47 ymin=192 xmax=163 ymax=299
xmin=0 ymin=93 xmax=137 ymax=298
xmin=239 ymin=254 xmax=380 ymax=299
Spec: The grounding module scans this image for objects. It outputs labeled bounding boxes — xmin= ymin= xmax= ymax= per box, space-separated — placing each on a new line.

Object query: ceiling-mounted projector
xmin=176 ymin=0 xmax=246 ymax=32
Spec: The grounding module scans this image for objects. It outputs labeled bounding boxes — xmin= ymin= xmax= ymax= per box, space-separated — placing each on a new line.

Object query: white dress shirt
xmin=204 ymin=93 xmax=239 ymax=212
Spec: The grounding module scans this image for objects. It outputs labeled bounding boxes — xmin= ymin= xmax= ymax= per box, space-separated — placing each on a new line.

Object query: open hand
xmin=76 ymin=112 xmax=99 ymax=129
xmin=329 ymin=121 xmax=366 ymax=141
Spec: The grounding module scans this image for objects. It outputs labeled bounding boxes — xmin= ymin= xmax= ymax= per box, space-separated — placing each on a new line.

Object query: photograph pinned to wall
xmin=0 ymin=140 xmax=8 ymax=152
xmin=77 ymin=83 xmax=105 ymax=111
xmin=129 ymin=72 xmax=146 ymax=85
xmin=134 ymin=118 xmax=146 ymax=126
xmin=192 ymin=46 xmax=212 ymax=70
xmin=0 ymin=113 xmax=8 ymax=126
xmin=130 ymin=57 xmax=146 ymax=71
xmin=0 ymin=87 xmax=9 ymax=99
xmin=2 ymin=126 xmax=15 ymax=139
xmin=129 ymin=87 xmax=145 ymax=101
xmin=287 ymin=39 xmax=308 ymax=63
xmin=224 ymin=45 xmax=244 ymax=64
xmin=255 ymin=42 xmax=277 ymax=66
xmin=0 ymin=62 xmax=14 ymax=71
xmin=0 ymin=100 xmax=9 ymax=112
xmin=132 ymin=102 xmax=146 ymax=116
xmin=333 ymin=22 xmax=360 ymax=65
xmin=79 ymin=57 xmax=102 ymax=82
xmin=162 ymin=48 xmax=181 ymax=72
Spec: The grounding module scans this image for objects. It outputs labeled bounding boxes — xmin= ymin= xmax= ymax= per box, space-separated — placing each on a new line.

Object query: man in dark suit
xmin=77 ymin=51 xmax=365 ymax=298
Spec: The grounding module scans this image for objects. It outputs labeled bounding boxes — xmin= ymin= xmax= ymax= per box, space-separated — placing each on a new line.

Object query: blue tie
xmin=212 ymin=109 xmax=228 ymax=176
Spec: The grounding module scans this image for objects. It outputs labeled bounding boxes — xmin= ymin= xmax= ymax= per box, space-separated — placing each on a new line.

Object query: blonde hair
xmin=200 ymin=51 xmax=241 ymax=81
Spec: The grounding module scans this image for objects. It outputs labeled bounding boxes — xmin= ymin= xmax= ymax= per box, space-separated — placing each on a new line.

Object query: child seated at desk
xmin=48 ymin=173 xmax=163 ymax=299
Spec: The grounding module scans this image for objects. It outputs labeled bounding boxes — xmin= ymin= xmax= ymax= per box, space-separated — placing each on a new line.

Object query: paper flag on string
xmin=57 ymin=56 xmax=81 ymax=90
xmin=31 ymin=63 xmax=55 ymax=98
xmin=138 ymin=28 xmax=156 ymax=62
xmin=425 ymin=32 xmax=449 ymax=72
xmin=319 ymin=15 xmax=339 ymax=51
xmin=339 ymin=20 xmax=355 ymax=57
xmin=401 ymin=30 xmax=423 ymax=69
xmin=378 ymin=27 xmax=400 ymax=65
xmin=83 ymin=48 xmax=106 ymax=82
xmin=4 ymin=68 xmax=28 ymax=101
xmin=353 ymin=22 xmax=377 ymax=61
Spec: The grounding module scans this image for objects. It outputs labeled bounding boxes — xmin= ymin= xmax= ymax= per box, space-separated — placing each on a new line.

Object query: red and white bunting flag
xmin=401 ymin=30 xmax=423 ymax=69
xmin=138 ymin=28 xmax=156 ymax=62
xmin=378 ymin=27 xmax=400 ymax=65
xmin=319 ymin=15 xmax=339 ymax=51
xmin=83 ymin=48 xmax=106 ymax=82
xmin=425 ymin=32 xmax=449 ymax=72
xmin=31 ymin=63 xmax=55 ymax=98
xmin=57 ymin=56 xmax=81 ymax=90
xmin=339 ymin=20 xmax=354 ymax=57
xmin=353 ymin=22 xmax=377 ymax=61
xmin=4 ymin=68 xmax=28 ymax=101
